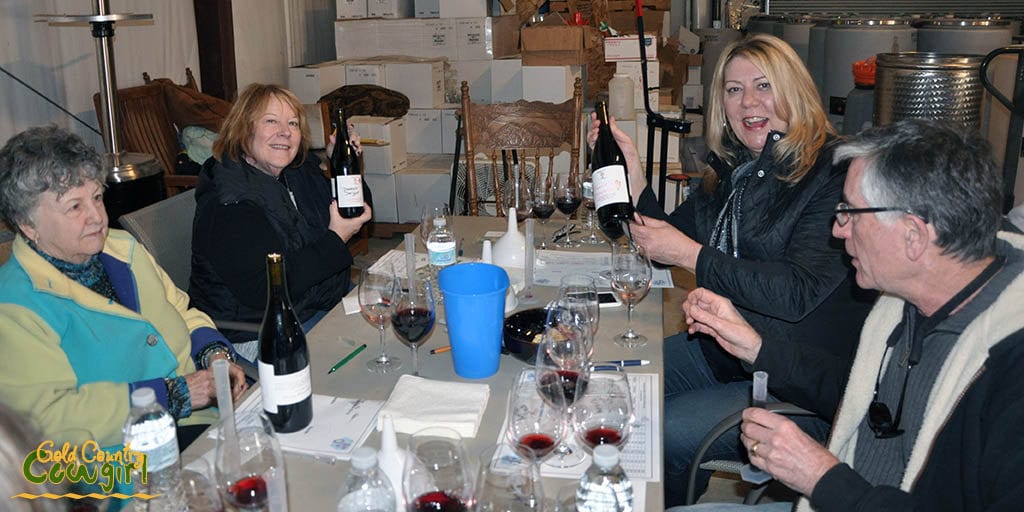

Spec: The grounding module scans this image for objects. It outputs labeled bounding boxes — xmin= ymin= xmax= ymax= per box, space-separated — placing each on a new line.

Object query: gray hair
xmin=833 ymin=119 xmax=1001 ymax=262
xmin=0 ymin=126 xmax=107 ymax=234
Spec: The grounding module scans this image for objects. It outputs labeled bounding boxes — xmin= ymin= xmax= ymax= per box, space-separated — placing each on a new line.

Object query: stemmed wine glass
xmin=358 ymin=269 xmax=402 ymax=373
xmin=392 ymin=277 xmax=436 ymax=376
xmin=531 ymin=179 xmax=555 ymax=249
xmin=558 ymin=274 xmax=599 ymax=356
xmin=534 ymin=298 xmax=592 ymax=468
xmin=420 ymin=205 xmax=451 ymax=247
xmin=553 ymin=174 xmax=582 ymax=248
xmin=215 ymin=412 xmax=287 ymax=512
xmin=609 ymin=240 xmax=653 ymax=348
xmin=403 ymin=427 xmax=475 ymax=512
xmin=506 ymin=368 xmax=566 ymax=467
xmin=580 ymin=170 xmax=603 ymax=245
xmin=572 ymin=366 xmax=633 ymax=453
xmin=502 ymin=164 xmax=534 ymax=223
xmin=476 ymin=443 xmax=544 ymax=512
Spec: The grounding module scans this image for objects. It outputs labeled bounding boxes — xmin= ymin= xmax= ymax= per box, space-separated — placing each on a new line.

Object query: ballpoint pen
xmin=327 ymin=344 xmax=367 ymax=374
xmin=596 ymin=359 xmax=650 ymax=367
xmin=430 ymin=345 xmax=451 ymax=355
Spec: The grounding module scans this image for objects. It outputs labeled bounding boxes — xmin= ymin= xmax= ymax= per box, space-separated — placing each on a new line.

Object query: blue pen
xmin=596 ymin=359 xmax=650 ymax=367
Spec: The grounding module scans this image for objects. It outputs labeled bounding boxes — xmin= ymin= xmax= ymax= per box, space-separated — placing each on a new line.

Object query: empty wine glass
xmin=609 ymin=240 xmax=652 ymax=348
xmin=558 ymin=274 xmax=599 ymax=356
xmin=580 ymin=171 xmax=603 ymax=246
xmin=404 ymin=427 xmax=475 ymax=512
xmin=572 ymin=366 xmax=633 ymax=453
xmin=553 ymin=174 xmax=582 ymax=248
xmin=531 ymin=179 xmax=555 ymax=249
xmin=420 ymin=205 xmax=451 ymax=247
xmin=506 ymin=368 xmax=566 ymax=466
xmin=392 ymin=277 xmax=436 ymax=376
xmin=358 ymin=269 xmax=402 ymax=373
xmin=475 ymin=443 xmax=544 ymax=512
xmin=215 ymin=412 xmax=287 ymax=512
xmin=182 ymin=458 xmax=223 ymax=512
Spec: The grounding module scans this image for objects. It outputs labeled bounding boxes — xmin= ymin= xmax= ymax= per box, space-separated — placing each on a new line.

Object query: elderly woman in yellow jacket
xmin=0 ymin=126 xmax=247 ymax=451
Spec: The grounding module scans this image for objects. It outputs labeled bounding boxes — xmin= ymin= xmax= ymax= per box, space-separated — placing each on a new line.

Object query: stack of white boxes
xmin=351 ymin=116 xmax=408 ymax=223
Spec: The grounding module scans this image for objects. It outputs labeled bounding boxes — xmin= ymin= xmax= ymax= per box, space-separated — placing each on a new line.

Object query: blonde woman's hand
xmin=328 ymin=201 xmax=373 ymax=242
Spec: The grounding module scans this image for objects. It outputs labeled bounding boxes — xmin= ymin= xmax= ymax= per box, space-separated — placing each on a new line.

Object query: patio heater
xmin=37 ymin=0 xmax=165 ymax=227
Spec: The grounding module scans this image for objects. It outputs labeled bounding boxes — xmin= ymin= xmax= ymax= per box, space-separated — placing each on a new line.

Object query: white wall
xmin=232 ymin=0 xmax=289 ymax=89
xmin=0 ymin=0 xmax=200 ymax=150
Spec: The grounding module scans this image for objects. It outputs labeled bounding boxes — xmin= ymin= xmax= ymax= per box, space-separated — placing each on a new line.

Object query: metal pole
xmin=93 ymin=0 xmax=121 ymax=156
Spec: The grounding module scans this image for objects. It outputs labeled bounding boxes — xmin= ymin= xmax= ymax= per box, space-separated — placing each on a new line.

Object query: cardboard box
xmin=351 ymin=116 xmax=408 ymax=174
xmin=415 ymin=0 xmax=439 ymax=17
xmin=396 ymin=167 xmax=453 ymax=222
xmin=521 ymin=24 xmax=598 ymax=66
xmin=441 ymin=0 xmax=488 ymax=18
xmin=607 ymin=9 xmax=669 ymax=36
xmin=419 ymin=19 xmax=458 ymax=60
xmin=456 ymin=16 xmax=520 ymax=60
xmin=386 ymin=60 xmax=446 ymax=108
xmin=686 ymin=65 xmax=702 ymax=85
xmin=406 ymin=109 xmax=444 ymax=153
xmin=304 ymin=104 xmax=327 ymax=149
xmin=441 ymin=108 xmax=459 ymax=153
xmin=345 ymin=63 xmax=386 ymax=87
xmin=453 ymin=60 xmax=492 ymax=103
xmin=367 ymin=0 xmax=413 ymax=18
xmin=615 ymin=61 xmax=660 ymax=112
xmin=288 ymin=60 xmax=346 ymax=104
xmin=681 ymin=84 xmax=704 ymax=110
xmin=603 ymin=34 xmax=659 ymax=62
xmin=365 ymin=173 xmax=398 ymax=222
xmin=522 ymin=65 xmax=581 ymax=103
xmin=335 ymin=20 xmax=380 ymax=59
xmin=490 ymin=57 xmax=523 ymax=102
xmin=336 ymin=0 xmax=367 ymax=18
xmin=335 ymin=19 xmax=458 ymax=61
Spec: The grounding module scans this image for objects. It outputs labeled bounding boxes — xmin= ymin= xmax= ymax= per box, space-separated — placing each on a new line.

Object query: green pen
xmin=327 ymin=344 xmax=367 ymax=374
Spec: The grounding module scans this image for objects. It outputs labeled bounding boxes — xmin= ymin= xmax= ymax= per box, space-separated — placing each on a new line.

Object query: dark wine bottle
xmin=257 ymin=253 xmax=313 ymax=433
xmin=329 ymin=108 xmax=365 ymax=218
xmin=591 ymin=101 xmax=635 ymax=241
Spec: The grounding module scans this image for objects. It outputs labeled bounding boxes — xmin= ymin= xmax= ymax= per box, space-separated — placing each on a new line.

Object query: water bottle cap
xmin=351 ymin=446 xmax=378 ymax=469
xmin=592 ymin=444 xmax=620 ymax=468
xmin=433 ymin=217 xmax=446 ymax=227
xmin=130 ymin=387 xmax=156 ymax=407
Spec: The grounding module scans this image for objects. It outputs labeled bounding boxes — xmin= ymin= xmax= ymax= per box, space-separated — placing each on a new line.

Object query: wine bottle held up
xmin=591 ymin=101 xmax=635 ymax=241
xmin=258 ymin=253 xmax=314 ymax=433
xmin=330 ymin=107 xmax=365 ymax=218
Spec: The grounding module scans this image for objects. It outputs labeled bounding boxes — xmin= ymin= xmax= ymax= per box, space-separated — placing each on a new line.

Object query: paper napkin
xmin=377 ymin=374 xmax=490 ymax=438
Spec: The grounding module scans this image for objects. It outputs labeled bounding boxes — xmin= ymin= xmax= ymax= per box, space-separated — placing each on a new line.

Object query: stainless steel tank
xmin=874 ymin=52 xmax=985 ymax=129
xmin=807 ymin=18 xmax=834 ymax=107
xmin=824 ymin=18 xmax=917 ymax=132
xmin=747 ymin=14 xmax=787 ymax=37
xmin=782 ymin=15 xmax=825 ymax=65
xmin=916 ymin=18 xmax=1013 ymax=54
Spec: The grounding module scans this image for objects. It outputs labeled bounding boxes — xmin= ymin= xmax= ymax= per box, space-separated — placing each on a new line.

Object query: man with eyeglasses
xmin=669 ymin=119 xmax=1024 ymax=511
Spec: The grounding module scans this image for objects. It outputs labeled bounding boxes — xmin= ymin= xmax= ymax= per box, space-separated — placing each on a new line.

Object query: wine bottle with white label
xmin=330 ymin=107 xmax=365 ymax=218
xmin=258 ymin=253 xmax=313 ymax=433
xmin=592 ymin=101 xmax=635 ymax=241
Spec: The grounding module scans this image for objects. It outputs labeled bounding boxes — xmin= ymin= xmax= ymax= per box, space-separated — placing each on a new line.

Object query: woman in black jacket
xmin=590 ymin=34 xmax=875 ymax=505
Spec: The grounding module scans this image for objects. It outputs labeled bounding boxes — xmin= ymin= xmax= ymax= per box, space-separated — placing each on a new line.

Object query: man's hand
xmin=740 ymin=407 xmax=840 ymax=496
xmin=683 ymin=287 xmax=762 ymax=364
xmin=631 ymin=214 xmax=701 ymax=270
xmin=328 ymin=201 xmax=372 ymax=242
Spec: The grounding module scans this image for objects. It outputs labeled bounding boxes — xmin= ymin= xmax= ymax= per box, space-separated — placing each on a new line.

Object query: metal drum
xmin=807 ymin=19 xmax=834 ymax=106
xmin=824 ymin=18 xmax=917 ymax=132
xmin=782 ymin=15 xmax=825 ymax=65
xmin=874 ymin=52 xmax=985 ymax=129
xmin=747 ymin=14 xmax=787 ymax=37
xmin=916 ymin=18 xmax=1013 ymax=54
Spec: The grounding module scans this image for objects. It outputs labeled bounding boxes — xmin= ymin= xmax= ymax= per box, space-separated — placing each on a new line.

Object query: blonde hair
xmin=213 ymin=83 xmax=312 ymax=167
xmin=705 ymin=33 xmax=835 ymax=184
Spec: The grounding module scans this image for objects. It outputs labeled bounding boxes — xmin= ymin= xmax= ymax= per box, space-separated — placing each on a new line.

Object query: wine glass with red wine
xmin=571 ymin=365 xmax=633 ymax=454
xmin=392 ymin=277 xmax=436 ymax=376
xmin=533 ymin=299 xmax=591 ymax=468
xmin=403 ymin=427 xmax=474 ymax=512
xmin=506 ymin=368 xmax=566 ymax=467
xmin=553 ymin=174 xmax=582 ymax=248
xmin=215 ymin=412 xmax=287 ymax=512
xmin=358 ymin=269 xmax=402 ymax=373
xmin=532 ymin=179 xmax=555 ymax=249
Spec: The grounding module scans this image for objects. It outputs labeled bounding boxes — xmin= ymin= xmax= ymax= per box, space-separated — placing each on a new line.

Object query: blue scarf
xmin=30 ymin=242 xmax=119 ymax=303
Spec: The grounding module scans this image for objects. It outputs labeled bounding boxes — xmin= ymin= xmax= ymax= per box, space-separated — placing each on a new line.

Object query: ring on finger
xmin=750 ymin=441 xmax=760 ymax=457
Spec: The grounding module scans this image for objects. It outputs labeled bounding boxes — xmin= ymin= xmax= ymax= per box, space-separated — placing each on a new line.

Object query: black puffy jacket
xmin=637 ymin=132 xmax=875 ymax=411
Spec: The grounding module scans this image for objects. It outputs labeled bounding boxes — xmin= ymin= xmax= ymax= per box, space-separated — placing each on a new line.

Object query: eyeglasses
xmin=867 ymin=343 xmax=915 ymax=439
xmin=833 ymin=202 xmax=927 ymax=227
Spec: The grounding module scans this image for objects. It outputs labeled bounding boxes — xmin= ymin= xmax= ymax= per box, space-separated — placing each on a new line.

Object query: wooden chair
xmin=459 ymin=78 xmax=583 ymax=216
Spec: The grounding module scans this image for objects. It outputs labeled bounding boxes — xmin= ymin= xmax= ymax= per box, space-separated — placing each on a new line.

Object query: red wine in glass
xmin=414 ymin=490 xmax=467 ymax=512
xmin=538 ymin=370 xmax=588 ymax=407
xmin=533 ymin=203 xmax=555 ymax=220
xmin=517 ymin=433 xmax=557 ymax=459
xmin=555 ymin=197 xmax=582 ymax=215
xmin=583 ymin=426 xmax=624 ymax=448
xmin=392 ymin=307 xmax=435 ymax=345
xmin=226 ymin=475 xmax=268 ymax=511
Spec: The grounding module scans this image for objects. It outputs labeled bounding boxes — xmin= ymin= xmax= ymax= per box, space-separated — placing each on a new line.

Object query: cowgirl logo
xmin=14 ymin=440 xmax=155 ymax=501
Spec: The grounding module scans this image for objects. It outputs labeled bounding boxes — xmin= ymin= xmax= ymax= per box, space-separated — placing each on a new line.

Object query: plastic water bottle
xmin=123 ymin=387 xmax=187 ymax=512
xmin=576 ymin=445 xmax=633 ymax=512
xmin=426 ymin=217 xmax=456 ymax=275
xmin=337 ymin=447 xmax=396 ymax=512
